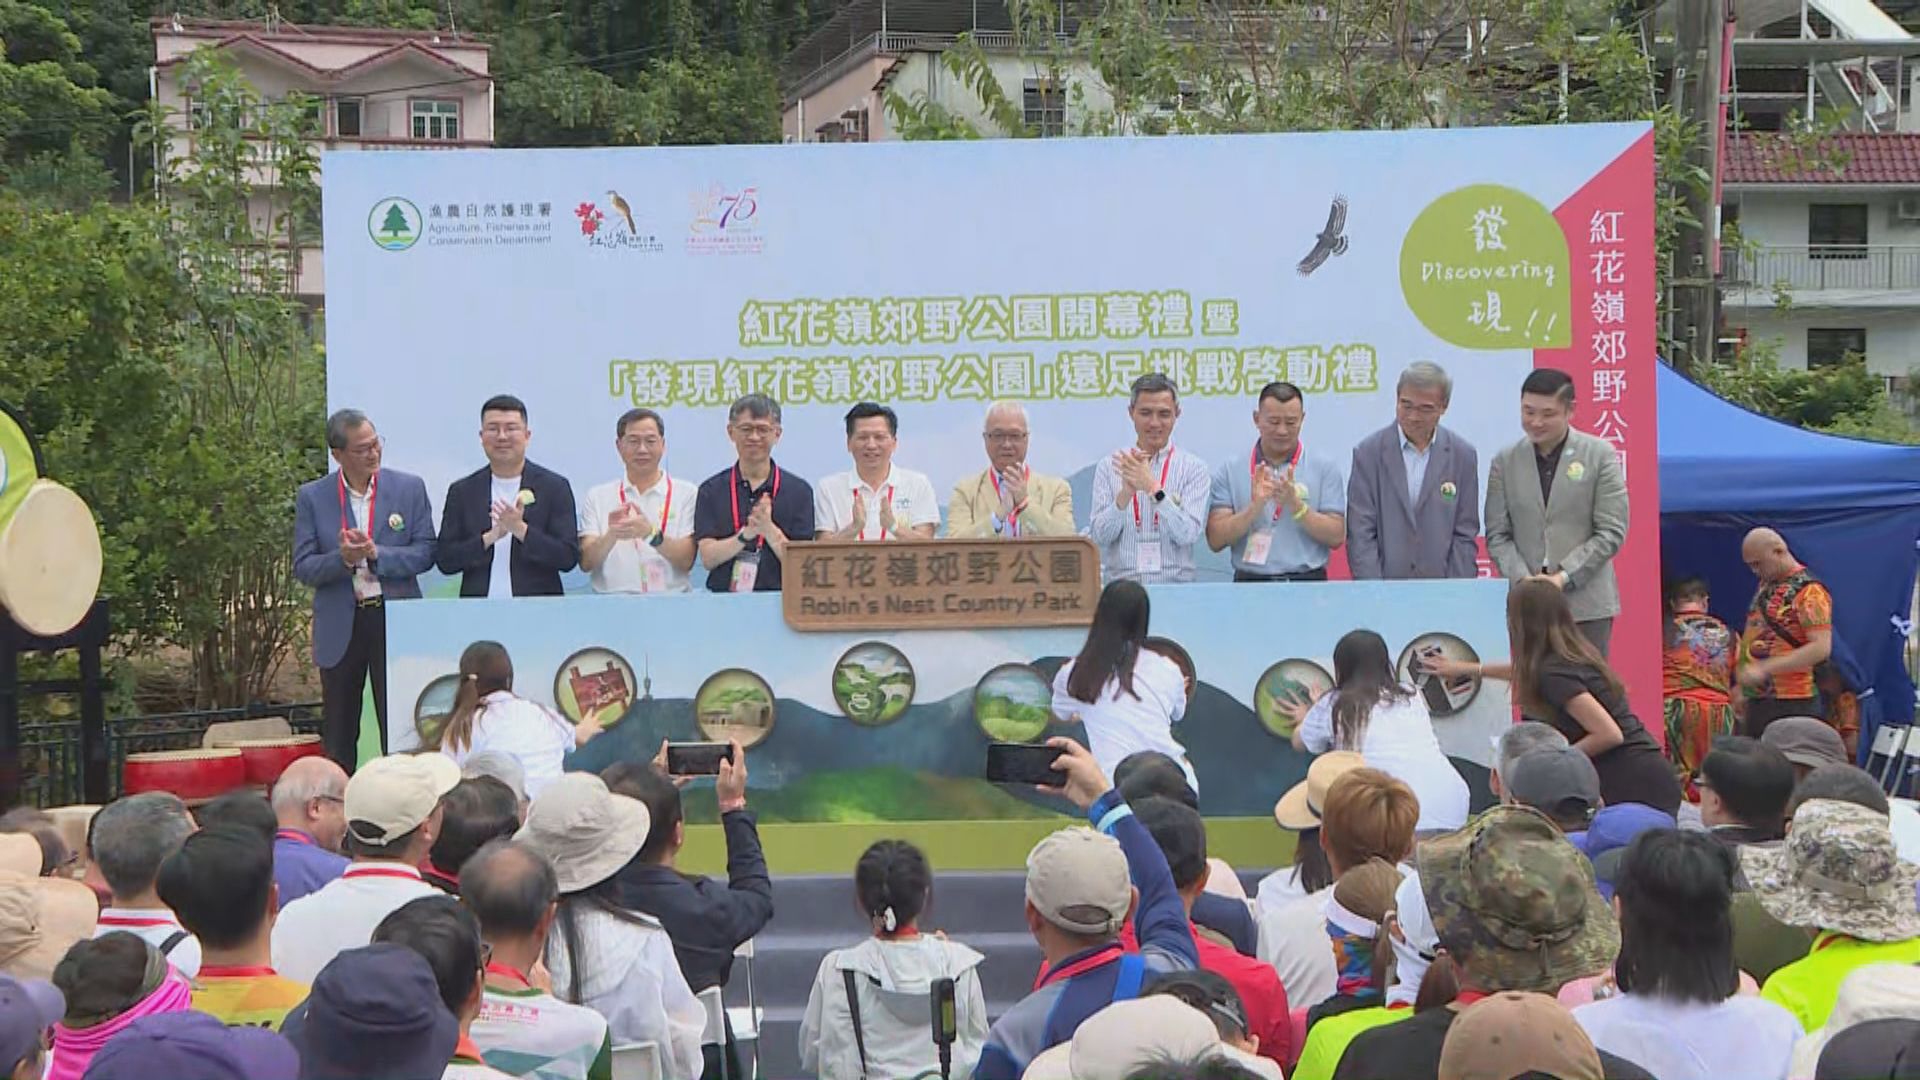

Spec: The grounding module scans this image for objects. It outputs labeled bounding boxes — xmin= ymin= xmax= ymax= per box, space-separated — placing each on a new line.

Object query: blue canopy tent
xmin=1657 ymin=363 xmax=1920 ymax=744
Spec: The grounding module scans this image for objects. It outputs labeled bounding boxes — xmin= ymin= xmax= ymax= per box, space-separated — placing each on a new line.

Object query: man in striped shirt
xmin=1088 ymin=373 xmax=1212 ymax=584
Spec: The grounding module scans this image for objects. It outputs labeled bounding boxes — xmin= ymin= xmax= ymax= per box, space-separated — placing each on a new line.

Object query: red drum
xmin=122 ymin=749 xmax=245 ymax=802
xmin=232 ymin=735 xmax=324 ymax=788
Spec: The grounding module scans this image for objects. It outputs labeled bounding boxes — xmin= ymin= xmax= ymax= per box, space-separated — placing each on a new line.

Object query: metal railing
xmin=1721 ymin=244 xmax=1920 ymax=292
xmin=21 ymin=701 xmax=323 ymax=808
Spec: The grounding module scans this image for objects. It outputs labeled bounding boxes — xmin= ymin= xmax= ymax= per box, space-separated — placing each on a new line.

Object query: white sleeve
xmin=577 ymin=485 xmax=604 ymax=537
xmin=1150 ymin=654 xmax=1187 ymax=724
xmin=652 ymin=935 xmax=707 ymax=1080
xmin=812 ymin=483 xmax=840 ymax=534
xmin=957 ymin=965 xmax=991 ymax=1076
xmin=666 ymin=480 xmax=696 ymax=539
xmin=1051 ymin=662 xmax=1086 ymax=720
xmin=908 ymin=473 xmax=941 ymax=527
xmin=1301 ymin=691 xmax=1336 ymax=753
xmin=796 ymin=953 xmax=833 ymax=1075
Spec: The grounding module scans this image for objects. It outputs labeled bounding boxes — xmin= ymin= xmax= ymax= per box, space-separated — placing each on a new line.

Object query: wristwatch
xmin=1152 ymin=489 xmax=1168 ymax=504
xmin=647 ymin=530 xmax=665 ymax=548
xmin=736 ymin=528 xmax=753 ymax=544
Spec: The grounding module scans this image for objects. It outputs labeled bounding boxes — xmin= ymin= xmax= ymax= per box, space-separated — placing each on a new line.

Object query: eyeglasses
xmin=618 ymin=436 xmax=663 ymax=450
xmin=482 ymin=424 xmax=527 ymax=437
xmin=1397 ymin=399 xmax=1443 ymax=417
xmin=984 ymin=431 xmax=1029 ymax=443
xmin=343 ymin=436 xmax=385 ymax=458
xmin=731 ymin=423 xmax=777 ymax=439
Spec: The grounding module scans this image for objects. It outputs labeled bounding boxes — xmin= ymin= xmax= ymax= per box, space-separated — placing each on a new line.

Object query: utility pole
xmin=1672 ymin=0 xmax=1729 ymax=375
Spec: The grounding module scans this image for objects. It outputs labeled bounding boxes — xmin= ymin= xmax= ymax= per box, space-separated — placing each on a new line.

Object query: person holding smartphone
xmin=1050 ymin=580 xmax=1195 ymax=792
xmin=1425 ymin=578 xmax=1680 ymax=816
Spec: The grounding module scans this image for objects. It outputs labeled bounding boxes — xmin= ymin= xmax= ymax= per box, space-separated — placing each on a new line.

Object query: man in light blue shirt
xmin=1205 ymin=381 xmax=1346 ymax=581
xmin=1087 ymin=373 xmax=1212 ymax=583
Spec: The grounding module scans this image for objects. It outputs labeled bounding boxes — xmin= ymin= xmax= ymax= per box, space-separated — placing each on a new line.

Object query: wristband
xmin=1292 ymin=503 xmax=1309 ymax=521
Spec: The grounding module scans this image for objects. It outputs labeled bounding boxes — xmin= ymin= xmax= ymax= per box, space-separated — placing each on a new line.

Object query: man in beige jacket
xmin=946 ymin=401 xmax=1076 ymax=539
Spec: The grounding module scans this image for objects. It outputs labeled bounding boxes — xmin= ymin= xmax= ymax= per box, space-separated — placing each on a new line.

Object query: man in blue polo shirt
xmin=270 ymin=757 xmax=351 ymax=906
xmin=974 ymin=739 xmax=1198 ymax=1079
xmin=1206 ymin=381 xmax=1347 ymax=581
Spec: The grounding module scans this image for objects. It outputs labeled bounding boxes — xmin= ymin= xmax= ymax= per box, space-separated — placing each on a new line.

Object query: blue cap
xmin=0 ymin=975 xmax=62 ymax=1074
xmin=82 ymin=1010 xmax=298 ymax=1080
xmin=281 ymin=943 xmax=459 ymax=1080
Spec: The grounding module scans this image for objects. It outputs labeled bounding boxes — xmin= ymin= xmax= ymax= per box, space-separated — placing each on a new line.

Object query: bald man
xmin=1738 ymin=528 xmax=1835 ymax=739
xmin=945 ymin=401 xmax=1076 ymax=538
xmin=269 ymin=756 xmax=350 ymax=904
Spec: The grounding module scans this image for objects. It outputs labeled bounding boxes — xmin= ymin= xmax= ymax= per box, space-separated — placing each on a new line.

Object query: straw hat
xmin=0 ymin=872 xmax=98 ymax=982
xmin=1274 ymin=752 xmax=1364 ymax=831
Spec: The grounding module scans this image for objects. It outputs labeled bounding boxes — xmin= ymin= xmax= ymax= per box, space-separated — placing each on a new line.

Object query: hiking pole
xmin=931 ymin=977 xmax=958 ymax=1080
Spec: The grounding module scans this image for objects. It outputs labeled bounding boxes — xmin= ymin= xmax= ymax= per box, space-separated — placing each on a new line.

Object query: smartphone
xmin=665 ymin=742 xmax=735 ymax=776
xmin=985 ymin=742 xmax=1068 ymax=787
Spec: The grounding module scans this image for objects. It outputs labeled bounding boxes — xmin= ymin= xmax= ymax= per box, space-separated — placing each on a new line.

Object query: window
xmin=411 ymin=99 xmax=460 ymax=141
xmin=334 ymin=97 xmax=362 ymax=138
xmin=1809 ymin=203 xmax=1868 ymax=259
xmin=1023 ymin=79 xmax=1064 ymax=137
xmin=1807 ymin=327 xmax=1866 ymax=368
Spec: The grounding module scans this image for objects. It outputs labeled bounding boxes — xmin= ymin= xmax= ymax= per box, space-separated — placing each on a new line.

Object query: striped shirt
xmin=1086 ymin=446 xmax=1212 ymax=583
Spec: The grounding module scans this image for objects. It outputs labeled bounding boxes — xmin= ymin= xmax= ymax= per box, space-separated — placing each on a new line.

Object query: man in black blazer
xmin=435 ymin=394 xmax=580 ymax=596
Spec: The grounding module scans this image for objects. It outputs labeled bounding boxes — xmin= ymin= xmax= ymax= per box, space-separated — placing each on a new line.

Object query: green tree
xmin=0 ymin=0 xmax=115 ymax=202
xmin=1697 ymin=342 xmax=1919 ymax=445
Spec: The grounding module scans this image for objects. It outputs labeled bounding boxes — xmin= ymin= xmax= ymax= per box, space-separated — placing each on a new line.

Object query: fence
xmin=1722 ymin=244 xmax=1920 ymax=292
xmin=20 ymin=702 xmax=323 ymax=808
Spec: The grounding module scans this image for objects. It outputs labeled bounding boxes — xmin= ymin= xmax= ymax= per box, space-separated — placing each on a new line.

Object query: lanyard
xmin=485 ymin=961 xmax=534 ymax=988
xmin=274 ymin=829 xmax=316 ymax=847
xmin=338 ymin=470 xmax=378 ymax=532
xmin=729 ymin=464 xmax=781 ymax=547
xmin=1035 ymin=941 xmax=1125 ymax=991
xmin=198 ymin=964 xmax=278 ymax=978
xmin=97 ymin=913 xmax=178 ymax=929
xmin=990 ymin=467 xmax=1030 ymax=534
xmin=1252 ymin=440 xmax=1302 ymax=520
xmin=858 ymin=484 xmax=894 ymax=541
xmin=1130 ymin=448 xmax=1176 ymax=529
xmin=618 ymin=476 xmax=671 ymax=547
xmin=342 ymin=865 xmax=422 ymax=883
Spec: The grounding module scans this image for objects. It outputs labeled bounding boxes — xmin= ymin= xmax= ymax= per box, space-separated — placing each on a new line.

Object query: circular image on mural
xmin=1144 ymin=637 xmax=1197 ymax=703
xmin=1254 ymin=659 xmax=1335 ymax=739
xmin=695 ymin=669 xmax=776 ymax=748
xmin=832 ymin=642 xmax=916 ymax=726
xmin=553 ymin=647 xmax=637 ymax=728
xmin=974 ymin=663 xmax=1054 ymax=743
xmin=413 ymin=674 xmax=461 ymax=749
xmin=1397 ymin=633 xmax=1483 ymax=718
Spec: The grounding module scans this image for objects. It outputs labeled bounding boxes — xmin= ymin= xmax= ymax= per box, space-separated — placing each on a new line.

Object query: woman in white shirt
xmin=1574 ymin=829 xmax=1802 ymax=1080
xmin=799 ymin=840 xmax=989 ymax=1079
xmin=436 ymin=641 xmax=602 ymax=801
xmin=1275 ymin=630 xmax=1468 ymax=832
xmin=1050 ymin=580 xmax=1195 ymax=791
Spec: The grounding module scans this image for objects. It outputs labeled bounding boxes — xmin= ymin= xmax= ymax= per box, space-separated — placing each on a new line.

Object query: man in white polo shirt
xmin=88 ymin=792 xmax=201 ymax=976
xmin=577 ymin=407 xmax=697 ymax=594
xmin=271 ymin=753 xmax=459 ymax=984
xmin=814 ymin=402 xmax=939 ymax=541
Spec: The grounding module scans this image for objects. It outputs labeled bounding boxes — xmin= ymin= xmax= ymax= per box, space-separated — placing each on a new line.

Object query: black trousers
xmin=1745 ymin=693 xmax=1826 ymax=738
xmin=1577 ymin=618 xmax=1614 ymax=658
xmin=1233 ymin=567 xmax=1330 ymax=583
xmin=320 ymin=602 xmax=388 ymax=771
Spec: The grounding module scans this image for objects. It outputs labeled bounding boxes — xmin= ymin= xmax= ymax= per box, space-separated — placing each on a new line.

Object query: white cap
xmin=344 ymin=754 xmax=462 ymax=844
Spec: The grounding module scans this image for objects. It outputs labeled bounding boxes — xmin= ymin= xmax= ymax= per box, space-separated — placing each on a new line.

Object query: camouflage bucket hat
xmin=1741 ymin=798 xmax=1920 ymax=943
xmin=1416 ymin=804 xmax=1619 ymax=994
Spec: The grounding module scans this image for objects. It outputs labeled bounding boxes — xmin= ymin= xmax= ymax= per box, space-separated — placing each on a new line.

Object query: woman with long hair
xmin=1662 ymin=577 xmax=1737 ymax=799
xmin=798 ymin=840 xmax=989 ymax=1079
xmin=1573 ymin=829 xmax=1801 ymax=1080
xmin=1428 ymin=578 xmax=1681 ymax=815
xmin=1050 ymin=580 xmax=1195 ymax=790
xmin=1276 ymin=630 xmax=1468 ymax=832
xmin=435 ymin=640 xmax=602 ymax=801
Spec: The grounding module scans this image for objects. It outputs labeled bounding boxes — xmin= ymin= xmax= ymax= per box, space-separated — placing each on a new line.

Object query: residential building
xmin=150 ymin=17 xmax=493 ymax=301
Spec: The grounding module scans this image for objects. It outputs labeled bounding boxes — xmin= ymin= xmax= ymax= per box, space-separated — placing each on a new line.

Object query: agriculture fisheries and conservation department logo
xmin=687 ymin=183 xmax=764 ymax=255
xmin=576 ymin=190 xmax=663 ymax=253
xmin=369 ymin=197 xmax=421 ymax=251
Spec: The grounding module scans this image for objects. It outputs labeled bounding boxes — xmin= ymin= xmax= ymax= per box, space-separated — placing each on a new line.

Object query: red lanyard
xmin=97 ymin=913 xmax=178 ymax=929
xmin=198 ymin=964 xmax=277 ymax=978
xmin=619 ymin=476 xmax=671 ymax=546
xmin=729 ymin=464 xmax=781 ymax=546
xmin=858 ymin=485 xmax=894 ymax=541
xmin=1034 ymin=941 xmax=1125 ymax=990
xmin=1130 ymin=448 xmax=1176 ymax=528
xmin=338 ymin=470 xmax=378 ymax=533
xmin=342 ymin=865 xmax=422 ymax=883
xmin=274 ymin=829 xmax=315 ymax=847
xmin=1252 ymin=440 xmax=1302 ymax=520
xmin=485 ymin=961 xmax=534 ymax=988
xmin=990 ymin=467 xmax=1030 ymax=534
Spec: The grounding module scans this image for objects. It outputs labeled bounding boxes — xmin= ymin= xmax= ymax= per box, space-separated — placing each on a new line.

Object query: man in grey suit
xmin=1346 ymin=361 xmax=1481 ymax=579
xmin=1484 ymin=368 xmax=1630 ymax=654
xmin=293 ymin=409 xmax=438 ymax=770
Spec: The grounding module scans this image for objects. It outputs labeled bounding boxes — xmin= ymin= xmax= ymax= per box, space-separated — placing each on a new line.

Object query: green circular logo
xmin=368 ymin=197 xmax=422 ymax=251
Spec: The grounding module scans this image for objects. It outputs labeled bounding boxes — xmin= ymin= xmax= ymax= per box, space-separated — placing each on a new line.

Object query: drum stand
xmin=0 ymin=600 xmax=110 ymax=807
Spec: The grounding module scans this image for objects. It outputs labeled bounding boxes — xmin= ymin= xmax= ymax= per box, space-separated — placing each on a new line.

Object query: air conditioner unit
xmin=1896 ymin=195 xmax=1920 ymax=221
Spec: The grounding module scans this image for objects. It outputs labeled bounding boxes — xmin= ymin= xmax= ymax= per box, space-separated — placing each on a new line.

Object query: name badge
xmin=1244 ymin=528 xmax=1274 ymax=566
xmin=1136 ymin=539 xmax=1163 ymax=576
xmin=352 ymin=563 xmax=381 ymax=600
xmin=730 ymin=549 xmax=760 ymax=593
xmin=642 ymin=558 xmax=668 ymax=594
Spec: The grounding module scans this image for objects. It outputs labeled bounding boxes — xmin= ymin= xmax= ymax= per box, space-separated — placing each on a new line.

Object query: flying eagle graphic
xmin=1296 ymin=195 xmax=1350 ymax=276
xmin=606 ymin=189 xmax=636 ymax=234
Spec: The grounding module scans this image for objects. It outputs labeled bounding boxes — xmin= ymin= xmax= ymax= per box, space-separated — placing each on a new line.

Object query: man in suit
xmin=1346 ymin=361 xmax=1481 ymax=579
xmin=435 ymin=394 xmax=579 ymax=597
xmin=945 ymin=401 xmax=1076 ymax=538
xmin=1484 ymin=367 xmax=1630 ymax=654
xmin=293 ymin=409 xmax=437 ymax=770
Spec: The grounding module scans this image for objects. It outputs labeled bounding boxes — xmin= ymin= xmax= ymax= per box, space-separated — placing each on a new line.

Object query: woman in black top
xmin=1428 ymin=578 xmax=1682 ymax=816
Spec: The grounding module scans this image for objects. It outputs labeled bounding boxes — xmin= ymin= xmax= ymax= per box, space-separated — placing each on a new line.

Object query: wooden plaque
xmin=782 ymin=537 xmax=1102 ymax=631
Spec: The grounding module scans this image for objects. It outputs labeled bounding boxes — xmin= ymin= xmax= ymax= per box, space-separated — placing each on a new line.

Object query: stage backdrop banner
xmin=323 ymin=122 xmax=1660 ymax=727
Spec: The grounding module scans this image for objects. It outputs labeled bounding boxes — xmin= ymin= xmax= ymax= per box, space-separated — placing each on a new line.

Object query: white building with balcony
xmin=151 ymin=17 xmax=493 ymax=301
xmin=1722 ymin=132 xmax=1920 ymax=380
